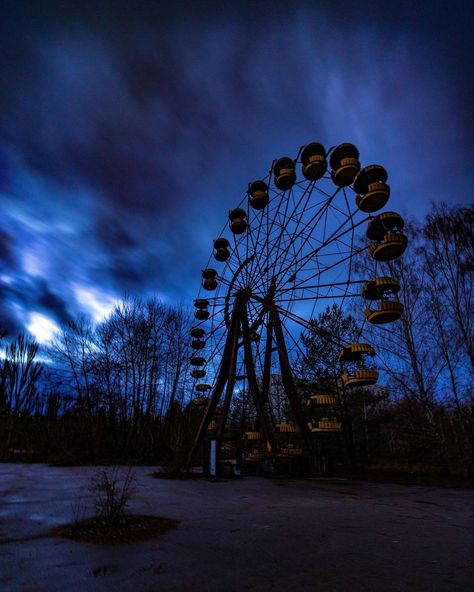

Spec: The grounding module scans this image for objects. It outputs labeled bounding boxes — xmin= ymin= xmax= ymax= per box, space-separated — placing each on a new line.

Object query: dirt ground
xmin=1 ymin=464 xmax=473 ymax=592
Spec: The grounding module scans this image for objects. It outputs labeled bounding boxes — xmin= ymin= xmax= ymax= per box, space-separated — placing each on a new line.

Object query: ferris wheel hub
xmin=235 ymin=287 xmax=252 ymax=302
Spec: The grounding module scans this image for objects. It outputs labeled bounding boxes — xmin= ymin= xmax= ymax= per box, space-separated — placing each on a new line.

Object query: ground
xmin=0 ymin=464 xmax=473 ymax=592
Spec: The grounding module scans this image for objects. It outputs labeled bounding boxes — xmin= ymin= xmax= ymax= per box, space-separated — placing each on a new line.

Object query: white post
xmin=210 ymin=439 xmax=217 ymax=476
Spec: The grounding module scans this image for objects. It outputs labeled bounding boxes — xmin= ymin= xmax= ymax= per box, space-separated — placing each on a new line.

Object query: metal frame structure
xmin=186 ymin=142 xmax=408 ymax=472
xmin=186 ymin=293 xmax=318 ymax=469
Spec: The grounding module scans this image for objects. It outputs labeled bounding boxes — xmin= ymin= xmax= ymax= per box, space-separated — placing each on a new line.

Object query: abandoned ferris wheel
xmin=185 ymin=142 xmax=408 ymax=470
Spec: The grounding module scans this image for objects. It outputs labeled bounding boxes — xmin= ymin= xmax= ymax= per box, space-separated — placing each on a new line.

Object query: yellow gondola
xmin=243 ymin=450 xmax=267 ymax=462
xmin=194 ymin=309 xmax=210 ymax=320
xmin=340 ymin=343 xmax=378 ymax=387
xmin=366 ymin=212 xmax=408 ymax=261
xmin=362 ymin=277 xmax=404 ymax=324
xmin=214 ymin=237 xmax=231 ymax=262
xmin=248 ymin=180 xmax=269 ymax=210
xmin=339 ymin=343 xmax=375 ymax=362
xmin=341 ymin=369 xmax=379 ymax=388
xmin=279 ymin=446 xmax=303 ymax=456
xmin=274 ymin=423 xmax=300 ymax=433
xmin=244 ymin=431 xmax=263 ymax=440
xmin=229 ymin=208 xmax=248 ymax=234
xmin=364 ymin=300 xmax=404 ymax=324
xmin=307 ymin=394 xmax=337 ymax=405
xmin=202 ymin=268 xmax=218 ymax=291
xmin=301 ymin=142 xmax=327 ymax=181
xmin=273 ymin=157 xmax=296 ymax=190
xmin=194 ymin=299 xmax=210 ymax=320
xmin=354 ymin=165 xmax=390 ymax=213
xmin=309 ymin=420 xmax=342 ymax=432
xmin=330 ymin=143 xmax=360 ymax=186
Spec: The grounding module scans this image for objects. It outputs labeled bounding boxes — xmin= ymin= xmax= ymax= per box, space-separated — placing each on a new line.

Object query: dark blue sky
xmin=0 ymin=1 xmax=472 ymax=341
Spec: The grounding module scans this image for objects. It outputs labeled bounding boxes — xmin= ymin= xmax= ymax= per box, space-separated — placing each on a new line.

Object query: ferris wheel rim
xmin=189 ymin=141 xmax=407 ymax=401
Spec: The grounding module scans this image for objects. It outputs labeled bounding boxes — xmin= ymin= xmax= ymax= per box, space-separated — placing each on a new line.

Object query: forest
xmin=1 ymin=202 xmax=473 ymax=478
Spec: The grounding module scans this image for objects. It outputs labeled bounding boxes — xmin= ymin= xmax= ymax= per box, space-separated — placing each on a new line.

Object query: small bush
xmin=91 ymin=466 xmax=136 ymax=524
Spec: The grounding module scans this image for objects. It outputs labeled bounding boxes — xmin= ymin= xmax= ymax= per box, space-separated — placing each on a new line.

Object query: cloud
xmin=72 ymin=285 xmax=117 ymax=323
xmin=0 ymin=1 xmax=472 ymax=338
xmin=26 ymin=312 xmax=60 ymax=344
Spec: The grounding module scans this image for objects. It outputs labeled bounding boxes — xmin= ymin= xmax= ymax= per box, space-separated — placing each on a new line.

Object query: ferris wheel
xmin=185 ymin=142 xmax=408 ymax=469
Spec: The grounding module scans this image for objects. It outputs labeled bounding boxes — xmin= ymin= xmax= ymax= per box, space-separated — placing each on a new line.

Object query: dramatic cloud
xmin=0 ymin=1 xmax=472 ymax=338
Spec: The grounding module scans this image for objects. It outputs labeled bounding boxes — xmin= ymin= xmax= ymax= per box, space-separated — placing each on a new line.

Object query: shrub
xmin=91 ymin=466 xmax=136 ymax=524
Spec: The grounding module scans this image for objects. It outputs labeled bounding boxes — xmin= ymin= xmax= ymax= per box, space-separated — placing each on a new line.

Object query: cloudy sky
xmin=0 ymin=1 xmax=472 ymax=342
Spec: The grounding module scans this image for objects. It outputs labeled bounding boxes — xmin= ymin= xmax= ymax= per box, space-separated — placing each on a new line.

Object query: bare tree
xmin=424 ymin=203 xmax=474 ymax=373
xmin=354 ymin=205 xmax=474 ymax=474
xmin=1 ymin=333 xmax=43 ymax=416
xmin=46 ymin=296 xmax=193 ymax=460
xmin=0 ymin=333 xmax=43 ymax=456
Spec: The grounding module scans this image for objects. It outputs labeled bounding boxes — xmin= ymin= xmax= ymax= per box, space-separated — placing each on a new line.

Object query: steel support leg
xmin=271 ymin=307 xmax=315 ymax=453
xmin=184 ymin=300 xmax=241 ymax=471
xmin=241 ymin=304 xmax=275 ymax=456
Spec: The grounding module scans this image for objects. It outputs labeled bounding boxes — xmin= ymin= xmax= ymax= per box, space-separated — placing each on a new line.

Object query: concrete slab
xmin=0 ymin=464 xmax=473 ymax=591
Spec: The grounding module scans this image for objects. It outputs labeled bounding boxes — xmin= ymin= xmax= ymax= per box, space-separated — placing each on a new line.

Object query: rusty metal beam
xmin=241 ymin=304 xmax=275 ymax=457
xmin=271 ymin=306 xmax=314 ymax=453
xmin=216 ymin=316 xmax=240 ymax=443
xmin=260 ymin=312 xmax=273 ymax=417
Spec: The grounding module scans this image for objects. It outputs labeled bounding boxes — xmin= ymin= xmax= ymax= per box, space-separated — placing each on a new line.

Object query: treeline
xmin=300 ymin=202 xmax=474 ymax=477
xmin=0 ymin=300 xmax=194 ymax=464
